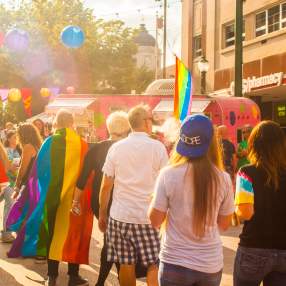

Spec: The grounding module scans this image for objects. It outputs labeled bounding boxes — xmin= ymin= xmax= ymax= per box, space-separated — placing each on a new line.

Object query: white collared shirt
xmin=102 ymin=132 xmax=169 ymax=224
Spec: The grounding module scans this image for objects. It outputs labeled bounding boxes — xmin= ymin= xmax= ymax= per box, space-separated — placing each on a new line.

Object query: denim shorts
xmin=159 ymin=262 xmax=222 ymax=286
xmin=234 ymin=246 xmax=286 ymax=286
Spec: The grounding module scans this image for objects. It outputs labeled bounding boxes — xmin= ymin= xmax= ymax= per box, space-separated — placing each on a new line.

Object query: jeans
xmin=0 ymin=186 xmax=13 ymax=232
xmin=47 ymin=259 xmax=79 ymax=277
xmin=234 ymin=246 xmax=286 ymax=286
xmin=159 ymin=262 xmax=222 ymax=286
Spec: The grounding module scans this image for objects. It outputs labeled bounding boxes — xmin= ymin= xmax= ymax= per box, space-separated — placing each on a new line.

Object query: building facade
xmin=182 ymin=0 xmax=286 ymax=127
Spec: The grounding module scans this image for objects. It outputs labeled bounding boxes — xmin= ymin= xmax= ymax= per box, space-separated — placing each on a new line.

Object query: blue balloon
xmin=4 ymin=28 xmax=29 ymax=52
xmin=61 ymin=25 xmax=85 ymax=48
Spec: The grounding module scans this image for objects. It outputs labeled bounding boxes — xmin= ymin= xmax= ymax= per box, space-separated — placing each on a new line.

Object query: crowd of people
xmin=0 ymin=105 xmax=286 ymax=286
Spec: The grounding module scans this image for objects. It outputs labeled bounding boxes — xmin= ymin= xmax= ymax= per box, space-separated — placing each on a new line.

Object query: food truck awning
xmin=45 ymin=98 xmax=96 ymax=114
xmin=153 ymin=99 xmax=211 ymax=114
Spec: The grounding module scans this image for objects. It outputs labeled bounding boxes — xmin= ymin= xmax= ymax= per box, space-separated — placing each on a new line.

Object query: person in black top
xmin=75 ymin=111 xmax=131 ymax=286
xmin=234 ymin=121 xmax=286 ymax=286
xmin=217 ymin=125 xmax=236 ymax=179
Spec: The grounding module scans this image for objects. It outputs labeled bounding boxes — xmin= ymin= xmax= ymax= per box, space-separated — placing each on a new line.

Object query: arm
xmin=234 ymin=169 xmax=254 ymax=221
xmin=217 ymin=214 xmax=233 ymax=231
xmin=217 ymin=174 xmax=235 ymax=232
xmin=98 ymin=175 xmax=114 ymax=232
xmin=76 ymin=148 xmax=94 ymax=191
xmin=71 ymin=187 xmax=83 ymax=215
xmin=235 ymin=204 xmax=254 ymax=220
xmin=72 ymin=149 xmax=95 ymax=215
xmin=0 ymin=144 xmax=11 ymax=171
xmin=14 ymin=145 xmax=34 ymax=190
xmin=149 ymin=169 xmax=169 ymax=229
xmin=148 ymin=207 xmax=167 ymax=229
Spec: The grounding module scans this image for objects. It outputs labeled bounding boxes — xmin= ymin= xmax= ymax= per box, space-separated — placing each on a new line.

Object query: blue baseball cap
xmin=176 ymin=114 xmax=213 ymax=158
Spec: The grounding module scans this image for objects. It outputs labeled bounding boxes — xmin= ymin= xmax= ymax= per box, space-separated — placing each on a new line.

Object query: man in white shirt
xmin=99 ymin=104 xmax=168 ymax=286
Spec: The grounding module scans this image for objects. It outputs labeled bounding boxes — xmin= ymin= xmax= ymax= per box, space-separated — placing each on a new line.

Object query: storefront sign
xmin=230 ymin=72 xmax=284 ymax=95
xmin=274 ymin=102 xmax=286 ymax=124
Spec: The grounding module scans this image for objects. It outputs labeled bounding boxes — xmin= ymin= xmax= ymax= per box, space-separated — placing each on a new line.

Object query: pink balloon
xmin=0 ymin=32 xmax=4 ymax=47
xmin=66 ymin=86 xmax=75 ymax=94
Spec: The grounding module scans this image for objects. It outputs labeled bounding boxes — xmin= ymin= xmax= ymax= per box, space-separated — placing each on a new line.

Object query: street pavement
xmin=0 ymin=201 xmax=241 ymax=286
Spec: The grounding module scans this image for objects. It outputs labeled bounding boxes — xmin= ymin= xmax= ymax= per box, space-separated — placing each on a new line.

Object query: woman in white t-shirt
xmin=149 ymin=114 xmax=234 ymax=286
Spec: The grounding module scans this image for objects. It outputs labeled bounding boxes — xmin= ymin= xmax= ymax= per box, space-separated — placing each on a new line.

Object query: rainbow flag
xmin=7 ymin=128 xmax=93 ymax=264
xmin=174 ymin=56 xmax=192 ymax=121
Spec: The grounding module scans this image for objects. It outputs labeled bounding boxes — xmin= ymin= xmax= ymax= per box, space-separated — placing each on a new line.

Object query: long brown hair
xmin=17 ymin=123 xmax=42 ymax=150
xmin=170 ymin=130 xmax=222 ymax=238
xmin=248 ymin=121 xmax=286 ymax=190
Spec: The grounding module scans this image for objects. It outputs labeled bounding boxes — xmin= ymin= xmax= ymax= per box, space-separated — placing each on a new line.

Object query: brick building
xmin=182 ymin=0 xmax=286 ymax=127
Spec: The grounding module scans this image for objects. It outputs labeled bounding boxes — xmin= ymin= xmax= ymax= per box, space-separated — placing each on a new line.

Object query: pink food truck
xmin=45 ymin=93 xmax=260 ymax=145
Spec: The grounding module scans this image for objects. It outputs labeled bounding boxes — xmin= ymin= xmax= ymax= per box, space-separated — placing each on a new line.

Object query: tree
xmin=0 ymin=1 xmax=153 ymax=92
xmin=0 ymin=0 xmax=155 ymax=122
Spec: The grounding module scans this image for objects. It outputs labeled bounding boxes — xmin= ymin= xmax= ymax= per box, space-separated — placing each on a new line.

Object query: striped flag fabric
xmin=7 ymin=128 xmax=93 ymax=264
xmin=174 ymin=56 xmax=193 ymax=121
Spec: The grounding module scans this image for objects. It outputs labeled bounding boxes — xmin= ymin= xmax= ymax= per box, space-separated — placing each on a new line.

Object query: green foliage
xmin=0 ymin=0 xmax=155 ymax=95
xmin=0 ymin=101 xmax=17 ymax=128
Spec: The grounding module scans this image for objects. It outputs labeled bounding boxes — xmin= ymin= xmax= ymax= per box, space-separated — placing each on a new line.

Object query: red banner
xmin=21 ymin=88 xmax=32 ymax=117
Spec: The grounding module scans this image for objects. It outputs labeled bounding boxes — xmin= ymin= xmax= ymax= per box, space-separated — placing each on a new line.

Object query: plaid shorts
xmin=106 ymin=217 xmax=160 ymax=267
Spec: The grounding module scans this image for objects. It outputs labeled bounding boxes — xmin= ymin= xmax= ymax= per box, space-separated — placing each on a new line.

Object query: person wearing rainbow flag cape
xmin=6 ymin=110 xmax=93 ymax=286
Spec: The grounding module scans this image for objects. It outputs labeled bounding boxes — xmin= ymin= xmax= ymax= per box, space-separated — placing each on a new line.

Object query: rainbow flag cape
xmin=174 ymin=56 xmax=192 ymax=121
xmin=7 ymin=128 xmax=93 ymax=264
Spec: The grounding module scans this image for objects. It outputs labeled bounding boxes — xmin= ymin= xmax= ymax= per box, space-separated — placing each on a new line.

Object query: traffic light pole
xmin=235 ymin=0 xmax=243 ymax=97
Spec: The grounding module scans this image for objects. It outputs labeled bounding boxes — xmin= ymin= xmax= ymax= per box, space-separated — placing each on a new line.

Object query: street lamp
xmin=198 ymin=56 xmax=209 ymax=95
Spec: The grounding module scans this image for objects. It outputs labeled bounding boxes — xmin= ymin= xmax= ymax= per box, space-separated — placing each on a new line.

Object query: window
xmin=256 ymin=3 xmax=286 ymax=37
xmin=224 ymin=21 xmax=245 ymax=48
xmin=268 ymin=5 xmax=280 ymax=32
xmin=193 ymin=35 xmax=202 ymax=58
xmin=282 ymin=3 xmax=286 ymax=28
xmin=225 ymin=24 xmax=235 ymax=47
xmin=256 ymin=11 xmax=267 ymax=36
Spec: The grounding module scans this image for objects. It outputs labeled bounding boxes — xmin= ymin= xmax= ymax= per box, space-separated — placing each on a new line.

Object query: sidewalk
xmin=0 ymin=201 xmax=240 ymax=285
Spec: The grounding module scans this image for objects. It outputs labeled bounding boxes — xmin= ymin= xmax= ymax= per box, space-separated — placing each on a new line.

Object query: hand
xmin=98 ymin=213 xmax=108 ymax=233
xmin=12 ymin=191 xmax=19 ymax=200
xmin=71 ymin=200 xmax=81 ymax=216
xmin=12 ymin=187 xmax=20 ymax=200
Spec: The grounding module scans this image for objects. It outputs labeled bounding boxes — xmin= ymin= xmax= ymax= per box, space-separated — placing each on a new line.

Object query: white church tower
xmin=134 ymin=24 xmax=160 ymax=72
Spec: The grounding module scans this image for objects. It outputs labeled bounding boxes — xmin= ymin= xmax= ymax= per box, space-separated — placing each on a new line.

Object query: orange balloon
xmin=40 ymin=88 xmax=51 ymax=98
xmin=8 ymin=88 xmax=22 ymax=102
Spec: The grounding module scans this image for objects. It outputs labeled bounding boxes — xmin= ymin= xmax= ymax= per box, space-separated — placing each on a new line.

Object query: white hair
xmin=54 ymin=109 xmax=74 ymax=129
xmin=161 ymin=117 xmax=181 ymax=144
xmin=106 ymin=111 xmax=130 ymax=137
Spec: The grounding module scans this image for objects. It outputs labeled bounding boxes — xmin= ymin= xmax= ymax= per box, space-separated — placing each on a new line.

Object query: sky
xmin=0 ymin=0 xmax=182 ymax=66
xmin=83 ymin=0 xmax=182 ymax=66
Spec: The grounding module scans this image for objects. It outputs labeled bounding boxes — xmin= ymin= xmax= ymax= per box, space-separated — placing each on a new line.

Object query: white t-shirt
xmin=102 ymin=132 xmax=169 ymax=224
xmin=152 ymin=163 xmax=234 ymax=273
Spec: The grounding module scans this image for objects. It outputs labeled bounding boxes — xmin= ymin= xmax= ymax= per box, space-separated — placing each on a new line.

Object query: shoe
xmin=45 ymin=276 xmax=57 ymax=286
xmin=1 ymin=232 xmax=15 ymax=243
xmin=68 ymin=275 xmax=89 ymax=286
xmin=35 ymin=256 xmax=46 ymax=264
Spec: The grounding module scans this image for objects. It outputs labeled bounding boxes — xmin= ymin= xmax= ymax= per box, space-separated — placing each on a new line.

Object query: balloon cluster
xmin=2 ymin=25 xmax=85 ymax=52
